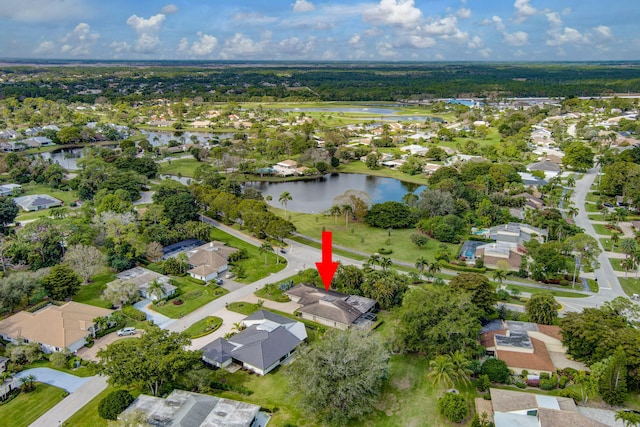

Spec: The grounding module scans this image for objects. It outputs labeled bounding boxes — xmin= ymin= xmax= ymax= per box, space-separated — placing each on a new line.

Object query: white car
xmin=117 ymin=327 xmax=136 ymax=336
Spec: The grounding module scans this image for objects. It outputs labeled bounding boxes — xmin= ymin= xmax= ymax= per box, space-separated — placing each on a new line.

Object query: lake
xmin=248 ymin=173 xmax=425 ymax=214
xmin=141 ymin=131 xmax=235 ymax=147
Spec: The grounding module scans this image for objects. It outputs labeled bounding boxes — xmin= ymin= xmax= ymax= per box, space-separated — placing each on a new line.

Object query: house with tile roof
xmin=201 ymin=310 xmax=306 ymax=375
xmin=186 ymin=241 xmax=238 ymax=282
xmin=476 ymin=388 xmax=608 ymax=427
xmin=285 ymin=284 xmax=377 ymax=330
xmin=480 ymin=320 xmax=585 ymax=375
xmin=0 ymin=302 xmax=112 ymax=353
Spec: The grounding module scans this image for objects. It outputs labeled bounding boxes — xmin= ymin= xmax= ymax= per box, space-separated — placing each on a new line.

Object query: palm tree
xmin=611 ymin=232 xmax=621 ymax=251
xmin=368 ymin=254 xmax=380 ymax=270
xmin=329 ymin=205 xmax=341 ymax=224
xmin=622 ymin=257 xmax=635 ymax=277
xmin=449 ymin=351 xmax=473 ymax=385
xmin=567 ymin=206 xmax=579 ymax=219
xmin=427 ymin=262 xmax=441 ymax=282
xmin=427 ymin=355 xmax=455 ymax=389
xmin=342 ymin=204 xmax=353 ymax=228
xmin=279 ymin=191 xmax=292 ymax=215
xmin=148 ymin=279 xmax=167 ymax=301
xmin=380 ymin=257 xmax=392 ymax=271
xmin=616 ymin=409 xmax=640 ymax=427
xmin=492 ymin=269 xmax=507 ymax=288
xmin=620 ymin=238 xmax=637 ymax=259
xmin=259 ymin=242 xmax=274 ymax=265
xmin=415 ymin=256 xmax=428 ymax=279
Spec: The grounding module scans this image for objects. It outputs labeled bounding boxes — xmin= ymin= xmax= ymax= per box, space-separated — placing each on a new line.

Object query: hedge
xmin=98 ymin=390 xmax=134 ymax=420
xmin=121 ymin=305 xmax=147 ymax=321
xmin=438 ymin=261 xmax=486 ymax=273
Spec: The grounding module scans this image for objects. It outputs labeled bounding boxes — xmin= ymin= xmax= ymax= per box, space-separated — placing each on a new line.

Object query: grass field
xmin=158 ymin=157 xmax=202 ymax=177
xmin=25 ymin=359 xmax=94 ymax=378
xmin=609 ymin=258 xmax=625 ymax=272
xmin=152 ymin=278 xmax=228 ymax=318
xmin=208 ymin=227 xmax=286 ymax=283
xmin=72 ymin=271 xmax=116 ymax=309
xmin=282 ymin=208 xmax=459 ymax=265
xmin=505 ymin=284 xmax=587 ymax=298
xmin=0 ymin=383 xmax=66 ymax=427
xmin=584 ymin=203 xmax=600 ymax=213
xmin=619 ymin=277 xmax=640 ymax=297
xmin=64 ymin=385 xmax=142 ymax=427
xmin=592 ymin=224 xmax=616 ymax=236
xmin=183 ymin=316 xmax=223 ymax=338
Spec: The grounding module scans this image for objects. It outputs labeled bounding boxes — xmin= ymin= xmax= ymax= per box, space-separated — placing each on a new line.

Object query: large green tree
xmin=397 ymin=286 xmax=481 ymax=357
xmin=449 ymin=273 xmax=497 ymax=319
xmin=42 ymin=264 xmax=81 ymax=300
xmin=525 ymin=292 xmax=558 ymax=325
xmin=97 ymin=328 xmax=201 ymax=396
xmin=364 ymin=201 xmax=415 ymax=229
xmin=563 ymin=142 xmax=594 ymax=171
xmin=288 ymin=329 xmax=389 ymax=425
xmin=600 ymin=347 xmax=628 ymax=406
xmin=0 ymin=196 xmax=18 ymax=228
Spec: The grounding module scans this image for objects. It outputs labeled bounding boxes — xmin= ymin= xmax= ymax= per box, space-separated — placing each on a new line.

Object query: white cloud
xmin=545 ymin=12 xmax=562 ymax=27
xmin=376 ymin=41 xmax=397 ymax=57
xmin=110 ymin=41 xmax=131 ymax=54
xmin=503 ymin=31 xmax=528 ymax=46
xmin=0 ymin=0 xmax=87 ymax=22
xmin=349 ymin=34 xmax=361 ymax=45
xmin=276 ymin=37 xmax=315 ymax=57
xmin=488 ymin=15 xmax=505 ymax=32
xmin=363 ymin=0 xmax=423 ymax=28
xmin=546 ymin=27 xmax=585 ymax=46
xmin=161 ymin=4 xmax=178 ymax=15
xmin=59 ymin=22 xmax=100 ymax=56
xmin=292 ymin=0 xmax=315 ymax=13
xmin=513 ymin=0 xmax=537 ymax=23
xmin=220 ymin=33 xmax=270 ymax=59
xmin=126 ymin=13 xmax=166 ymax=53
xmin=408 ymin=35 xmax=436 ymax=49
xmin=183 ymin=32 xmax=218 ymax=56
xmin=421 ymin=16 xmax=458 ymax=36
xmin=593 ymin=25 xmax=613 ymax=41
xmin=34 ymin=41 xmax=55 ymax=55
xmin=467 ymin=35 xmax=483 ymax=49
xmin=479 ymin=48 xmax=492 ymax=58
xmin=456 ymin=8 xmax=471 ymax=19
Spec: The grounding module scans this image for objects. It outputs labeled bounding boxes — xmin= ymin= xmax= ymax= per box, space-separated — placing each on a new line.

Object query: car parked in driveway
xmin=117 ymin=327 xmax=136 ymax=336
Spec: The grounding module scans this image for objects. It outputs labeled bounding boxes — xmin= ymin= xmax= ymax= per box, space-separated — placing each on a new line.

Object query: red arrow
xmin=316 ymin=231 xmax=339 ymax=291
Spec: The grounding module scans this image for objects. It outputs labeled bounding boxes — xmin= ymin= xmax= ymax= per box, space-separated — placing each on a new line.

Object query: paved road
xmin=30 ymin=375 xmax=108 ymax=427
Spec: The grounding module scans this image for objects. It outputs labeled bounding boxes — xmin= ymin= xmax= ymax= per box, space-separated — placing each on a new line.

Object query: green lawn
xmin=619 ymin=277 xmax=640 ymax=297
xmin=585 ymin=192 xmax=601 ymax=203
xmin=592 ymin=224 xmax=616 ymax=236
xmin=289 ymin=234 xmax=367 ymax=260
xmin=283 ymin=208 xmax=459 ymax=266
xmin=152 ymin=279 xmax=228 ymax=318
xmin=208 ymin=227 xmax=286 ymax=283
xmin=183 ymin=316 xmax=223 ymax=338
xmin=25 ymin=359 xmax=94 ymax=378
xmin=72 ymin=271 xmax=116 ymax=309
xmin=0 ymin=383 xmax=66 ymax=427
xmin=64 ymin=386 xmax=142 ymax=427
xmin=158 ymin=158 xmax=202 ymax=178
xmin=600 ymin=238 xmax=624 ymax=253
xmin=588 ymin=214 xmax=605 ymax=221
xmin=226 ymin=301 xmax=260 ymax=316
xmin=584 ymin=203 xmax=600 ymax=213
xmin=255 ymin=284 xmax=291 ymax=302
xmin=609 ymin=258 xmax=625 ymax=272
xmin=505 ymin=284 xmax=587 ymax=298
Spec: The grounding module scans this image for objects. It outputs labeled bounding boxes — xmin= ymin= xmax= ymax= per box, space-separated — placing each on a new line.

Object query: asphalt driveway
xmin=15 ymin=367 xmax=90 ymax=392
xmin=134 ymin=299 xmax=174 ymax=328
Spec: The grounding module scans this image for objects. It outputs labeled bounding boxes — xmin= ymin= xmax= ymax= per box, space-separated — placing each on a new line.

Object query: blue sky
xmin=0 ymin=0 xmax=637 ymax=61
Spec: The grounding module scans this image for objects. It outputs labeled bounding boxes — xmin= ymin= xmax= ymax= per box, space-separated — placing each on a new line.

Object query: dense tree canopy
xmin=449 ymin=273 xmax=497 ymax=319
xmin=364 ymin=201 xmax=415 ymax=229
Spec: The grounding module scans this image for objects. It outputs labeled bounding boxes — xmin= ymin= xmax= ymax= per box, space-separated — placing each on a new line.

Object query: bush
xmin=49 ymin=351 xmax=68 ymax=369
xmin=559 ymin=376 xmax=569 ymax=389
xmin=438 ymin=261 xmax=486 ymax=273
xmin=557 ymin=388 xmax=580 ymax=401
xmin=540 ymin=378 xmax=557 ymax=390
xmin=121 ymin=305 xmax=147 ymax=321
xmin=98 ymin=390 xmax=134 ymax=420
xmin=514 ymin=381 xmax=526 ymax=389
xmin=476 ymin=374 xmax=491 ymax=392
xmin=378 ymin=247 xmax=392 ymax=255
xmin=438 ymin=392 xmax=468 ymax=423
xmin=480 ymin=358 xmax=510 ymax=383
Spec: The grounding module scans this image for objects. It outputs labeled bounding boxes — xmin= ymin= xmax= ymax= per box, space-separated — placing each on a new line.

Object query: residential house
xmin=21 ymin=136 xmax=53 ymax=148
xmin=0 ymin=183 xmax=21 ymax=197
xmin=190 ymin=120 xmax=211 ymax=128
xmin=202 ymin=310 xmax=306 ymax=375
xmin=514 ymin=192 xmax=545 ymax=211
xmin=0 ymin=356 xmax=7 ymax=373
xmin=273 ymin=159 xmax=298 ymax=176
xmin=0 ymin=130 xmax=19 ymax=140
xmin=423 ymin=163 xmax=442 ymax=175
xmin=121 ymin=389 xmax=264 ymax=427
xmin=400 ymin=144 xmax=429 ymax=156
xmin=115 ymin=267 xmax=176 ymax=301
xmin=0 ymin=377 xmax=17 ymax=401
xmin=476 ymin=388 xmax=607 ymax=427
xmin=0 ymin=302 xmax=113 ymax=353
xmin=518 ymin=172 xmax=548 ymax=187
xmin=13 ymin=194 xmax=63 ymax=211
xmin=488 ymin=223 xmax=548 ymax=246
xmin=526 ymin=160 xmax=561 ymax=179
xmin=480 ymin=320 xmax=585 ymax=375
xmin=285 ymin=284 xmax=377 ymax=330
xmin=475 ymin=242 xmax=524 ymax=270
xmin=186 ymin=241 xmax=238 ymax=282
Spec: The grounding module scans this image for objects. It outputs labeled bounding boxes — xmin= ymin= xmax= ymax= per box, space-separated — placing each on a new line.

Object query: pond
xmin=282 ymin=107 xmax=400 ymax=115
xmin=248 ymin=173 xmax=425 ymax=214
xmin=37 ymin=145 xmax=117 ymax=170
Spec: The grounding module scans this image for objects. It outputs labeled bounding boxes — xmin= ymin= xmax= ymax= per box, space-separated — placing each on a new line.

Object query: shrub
xmin=540 ymin=378 xmax=557 ymax=390
xmin=557 ymin=388 xmax=580 ymax=401
xmin=559 ymin=376 xmax=569 ymax=389
xmin=121 ymin=305 xmax=147 ymax=321
xmin=514 ymin=381 xmax=526 ymax=389
xmin=49 ymin=351 xmax=68 ymax=369
xmin=98 ymin=390 xmax=134 ymax=420
xmin=539 ymin=372 xmax=550 ymax=380
xmin=378 ymin=247 xmax=392 ymax=255
xmin=480 ymin=358 xmax=510 ymax=383
xmin=476 ymin=374 xmax=491 ymax=392
xmin=438 ymin=392 xmax=468 ymax=423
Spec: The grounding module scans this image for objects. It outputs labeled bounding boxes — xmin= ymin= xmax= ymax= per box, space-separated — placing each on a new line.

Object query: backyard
xmin=152 ymin=278 xmax=228 ymax=319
